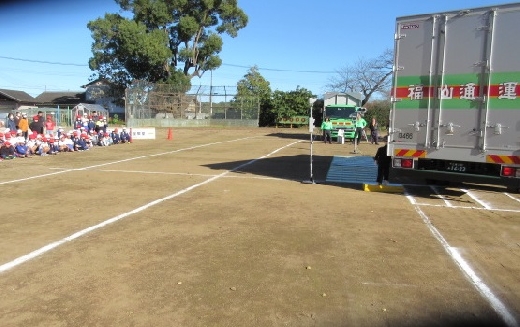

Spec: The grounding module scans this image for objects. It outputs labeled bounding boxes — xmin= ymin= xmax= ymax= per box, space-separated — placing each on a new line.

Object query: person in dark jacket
xmin=369 ymin=117 xmax=379 ymax=145
xmin=74 ymin=116 xmax=83 ymax=130
xmin=6 ymin=113 xmax=17 ymax=133
xmin=29 ymin=116 xmax=44 ymax=135
xmin=374 ymin=138 xmax=391 ymax=185
xmin=120 ymin=128 xmax=131 ymax=143
xmin=87 ymin=118 xmax=96 ymax=133
xmin=110 ymin=128 xmax=121 ymax=144
xmin=74 ymin=134 xmax=89 ymax=151
xmin=0 ymin=141 xmax=16 ymax=160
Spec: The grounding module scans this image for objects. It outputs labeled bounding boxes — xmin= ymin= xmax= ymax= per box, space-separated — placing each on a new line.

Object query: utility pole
xmin=210 ymin=70 xmax=213 ymax=114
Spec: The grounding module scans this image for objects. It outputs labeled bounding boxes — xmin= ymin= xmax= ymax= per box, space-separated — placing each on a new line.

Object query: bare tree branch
xmin=326 ymin=48 xmax=393 ymax=106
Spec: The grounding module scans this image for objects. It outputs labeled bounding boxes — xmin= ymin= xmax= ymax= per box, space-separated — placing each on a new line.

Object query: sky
xmin=0 ymin=0 xmax=511 ymax=98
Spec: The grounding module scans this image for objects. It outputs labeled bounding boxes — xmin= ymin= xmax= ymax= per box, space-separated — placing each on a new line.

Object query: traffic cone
xmin=167 ymin=128 xmax=173 ymax=140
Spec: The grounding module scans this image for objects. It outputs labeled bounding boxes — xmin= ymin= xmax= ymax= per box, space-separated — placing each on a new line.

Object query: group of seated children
xmin=0 ymin=126 xmax=132 ymax=160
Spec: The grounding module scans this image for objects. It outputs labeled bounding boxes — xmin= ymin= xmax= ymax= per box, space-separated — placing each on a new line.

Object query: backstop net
xmin=125 ymin=80 xmax=259 ymax=124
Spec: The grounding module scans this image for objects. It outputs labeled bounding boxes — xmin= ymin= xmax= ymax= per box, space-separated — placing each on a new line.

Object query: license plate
xmin=446 ymin=162 xmax=467 ymax=172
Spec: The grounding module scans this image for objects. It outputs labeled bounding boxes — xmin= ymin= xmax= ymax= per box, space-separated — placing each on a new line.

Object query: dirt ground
xmin=0 ymin=127 xmax=518 ymax=327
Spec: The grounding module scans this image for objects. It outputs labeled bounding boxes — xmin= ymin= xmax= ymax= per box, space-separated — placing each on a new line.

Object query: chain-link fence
xmin=10 ymin=107 xmax=102 ymax=129
xmin=125 ymin=80 xmax=259 ymax=127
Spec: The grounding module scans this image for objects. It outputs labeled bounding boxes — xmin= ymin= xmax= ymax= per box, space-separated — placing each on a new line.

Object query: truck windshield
xmin=325 ymin=106 xmax=357 ymax=119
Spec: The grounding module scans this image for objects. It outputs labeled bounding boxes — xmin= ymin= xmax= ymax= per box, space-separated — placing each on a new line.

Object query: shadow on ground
xmin=203 ymin=154 xmax=331 ymax=182
xmin=203 ymin=153 xmax=378 ymax=191
xmin=266 ymin=132 xmax=315 ymax=141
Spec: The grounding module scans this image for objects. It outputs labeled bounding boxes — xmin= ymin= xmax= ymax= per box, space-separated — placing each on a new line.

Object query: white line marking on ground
xmin=505 ymin=193 xmax=520 ymax=203
xmin=0 ymin=139 xmax=301 ymax=274
xmin=0 ymin=155 xmax=150 ymax=186
xmin=404 ymin=190 xmax=518 ymax=327
xmin=97 ymin=169 xmax=289 ymax=181
xmin=0 ymin=137 xmax=259 ymax=186
xmin=411 ymin=202 xmax=520 ymax=213
xmin=406 ymin=194 xmax=418 ymax=205
xmin=430 ymin=185 xmax=454 ymax=207
xmin=461 ymin=188 xmax=492 ymax=210
xmin=448 ymin=247 xmax=519 ymax=327
xmin=148 ymin=136 xmax=256 ymax=157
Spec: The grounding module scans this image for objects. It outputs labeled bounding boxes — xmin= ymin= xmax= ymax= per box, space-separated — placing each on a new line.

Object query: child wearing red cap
xmin=35 ymin=136 xmax=50 ymax=156
xmin=0 ymin=141 xmax=15 ymax=160
xmin=45 ymin=115 xmax=56 ymax=136
xmin=110 ymin=128 xmax=121 ymax=144
xmin=29 ymin=116 xmax=44 ymax=135
xmin=47 ymin=137 xmax=59 ymax=155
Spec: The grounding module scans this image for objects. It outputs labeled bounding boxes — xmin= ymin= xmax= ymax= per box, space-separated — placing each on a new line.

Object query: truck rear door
xmin=392 ymin=4 xmax=520 ymax=160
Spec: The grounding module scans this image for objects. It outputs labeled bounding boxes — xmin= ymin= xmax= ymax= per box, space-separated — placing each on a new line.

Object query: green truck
xmin=323 ymin=104 xmax=366 ymax=140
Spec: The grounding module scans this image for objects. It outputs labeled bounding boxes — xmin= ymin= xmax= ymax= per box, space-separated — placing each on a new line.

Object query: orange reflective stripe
xmin=394 ymin=149 xmax=426 ymax=158
xmin=486 ymin=155 xmax=520 ymax=164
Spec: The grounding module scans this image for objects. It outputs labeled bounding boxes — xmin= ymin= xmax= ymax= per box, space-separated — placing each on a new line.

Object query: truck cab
xmin=323 ymin=104 xmax=365 ymax=140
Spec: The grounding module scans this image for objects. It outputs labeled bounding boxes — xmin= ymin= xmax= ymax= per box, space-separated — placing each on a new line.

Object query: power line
xmin=221 ymin=62 xmax=335 ymax=74
xmin=0 ymin=55 xmax=87 ymax=67
xmin=0 ymin=55 xmax=335 ymax=74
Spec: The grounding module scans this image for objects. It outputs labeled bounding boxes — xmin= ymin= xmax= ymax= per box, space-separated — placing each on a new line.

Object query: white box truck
xmin=389 ymin=3 xmax=520 ymax=191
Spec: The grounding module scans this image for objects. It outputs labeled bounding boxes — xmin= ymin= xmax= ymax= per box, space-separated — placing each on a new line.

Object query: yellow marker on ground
xmin=363 ymin=183 xmax=404 ymax=193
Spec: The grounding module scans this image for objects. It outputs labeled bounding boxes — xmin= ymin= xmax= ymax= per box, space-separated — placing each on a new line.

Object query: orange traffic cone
xmin=167 ymin=128 xmax=173 ymax=140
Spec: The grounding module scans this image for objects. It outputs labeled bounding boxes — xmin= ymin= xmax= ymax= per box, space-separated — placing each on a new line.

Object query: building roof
xmin=0 ymin=88 xmax=36 ymax=102
xmin=81 ymin=78 xmax=112 ymax=88
xmin=73 ymin=103 xmax=108 ymax=112
xmin=324 ymin=91 xmax=363 ymax=101
xmin=346 ymin=91 xmax=364 ymax=101
xmin=34 ymin=91 xmax=85 ymax=104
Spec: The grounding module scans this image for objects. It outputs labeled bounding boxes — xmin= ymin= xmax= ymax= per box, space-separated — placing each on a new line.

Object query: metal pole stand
xmin=302 ymin=116 xmax=317 ymax=184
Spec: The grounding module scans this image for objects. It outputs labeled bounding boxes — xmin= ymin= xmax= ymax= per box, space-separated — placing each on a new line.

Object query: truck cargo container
xmin=389 ymin=3 xmax=520 ymax=191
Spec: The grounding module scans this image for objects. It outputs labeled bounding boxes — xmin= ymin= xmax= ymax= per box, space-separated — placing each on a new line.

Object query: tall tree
xmin=363 ymin=99 xmax=391 ymax=131
xmin=235 ymin=66 xmax=272 ymax=126
xmin=327 ymin=48 xmax=393 ymax=106
xmin=271 ymin=87 xmax=315 ymax=127
xmin=236 ymin=66 xmax=271 ymax=103
xmin=88 ymin=0 xmax=248 ymax=91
